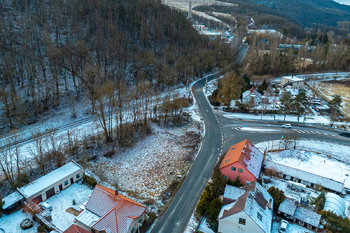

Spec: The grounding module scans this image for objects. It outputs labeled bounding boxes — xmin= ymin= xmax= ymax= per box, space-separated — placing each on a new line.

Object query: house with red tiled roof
xmin=218 ymin=181 xmax=273 ymax=233
xmin=220 ymin=140 xmax=264 ymax=185
xmin=64 ymin=224 xmax=91 ymax=233
xmin=75 ymin=185 xmax=146 ymax=233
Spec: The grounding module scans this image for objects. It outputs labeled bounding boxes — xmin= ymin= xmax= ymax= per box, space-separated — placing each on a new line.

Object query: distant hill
xmin=246 ymin=0 xmax=350 ymax=28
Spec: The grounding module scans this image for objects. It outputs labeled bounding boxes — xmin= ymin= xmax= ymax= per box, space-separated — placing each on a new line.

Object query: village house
xmin=278 ymin=198 xmax=322 ymax=231
xmin=75 ymin=185 xmax=146 ymax=233
xmin=220 ymin=140 xmax=264 ymax=185
xmin=242 ymin=87 xmax=262 ymax=106
xmin=2 ymin=161 xmax=83 ymax=212
xmin=63 ymin=224 xmax=91 ymax=233
xmin=264 ymin=161 xmax=345 ymax=194
xmin=281 ymin=76 xmax=304 ymax=90
xmin=218 ymin=181 xmax=273 ymax=233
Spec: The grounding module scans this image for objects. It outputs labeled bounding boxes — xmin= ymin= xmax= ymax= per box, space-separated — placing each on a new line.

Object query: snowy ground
xmin=91 ymin=122 xmax=201 ymax=199
xmin=44 ymin=183 xmax=93 ymax=231
xmin=183 ymin=212 xmax=199 ymax=233
xmin=272 ymin=222 xmax=314 ymax=233
xmin=0 ymin=209 xmax=40 ymax=233
xmin=0 ymin=183 xmax=92 ymax=233
xmin=197 ymin=217 xmax=215 ymax=233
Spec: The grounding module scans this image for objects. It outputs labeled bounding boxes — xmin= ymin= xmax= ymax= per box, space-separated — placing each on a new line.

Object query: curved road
xmin=152 ymin=44 xmax=350 ymax=233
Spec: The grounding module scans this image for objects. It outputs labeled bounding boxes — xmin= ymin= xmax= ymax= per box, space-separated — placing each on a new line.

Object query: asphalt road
xmin=152 ymin=43 xmax=350 ymax=233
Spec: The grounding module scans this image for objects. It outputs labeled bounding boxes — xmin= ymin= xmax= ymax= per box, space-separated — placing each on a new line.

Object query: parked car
xmin=281 ymin=124 xmax=292 ymax=129
xmin=39 ymin=202 xmax=53 ymax=211
xmin=278 ymin=220 xmax=289 ymax=233
xmin=340 ymin=132 xmax=350 ymax=138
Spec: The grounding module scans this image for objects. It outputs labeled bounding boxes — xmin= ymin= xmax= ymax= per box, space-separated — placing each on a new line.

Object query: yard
xmin=0 ymin=183 xmax=92 ymax=232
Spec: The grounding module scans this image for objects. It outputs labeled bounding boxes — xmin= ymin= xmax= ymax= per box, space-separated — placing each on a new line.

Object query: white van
xmin=39 ymin=202 xmax=53 ymax=211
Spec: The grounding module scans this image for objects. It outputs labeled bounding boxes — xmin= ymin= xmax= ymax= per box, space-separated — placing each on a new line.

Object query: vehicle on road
xmin=279 ymin=220 xmax=289 ymax=233
xmin=340 ymin=132 xmax=350 ymax=138
xmin=281 ymin=124 xmax=292 ymax=129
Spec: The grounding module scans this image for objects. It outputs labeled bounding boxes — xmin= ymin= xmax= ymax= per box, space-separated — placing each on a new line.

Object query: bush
xmin=15 ymin=173 xmax=30 ymax=188
xmin=83 ymin=175 xmax=97 ymax=188
xmin=267 ymin=186 xmax=285 ymax=211
xmin=206 ymin=198 xmax=222 ymax=222
xmin=20 ymin=218 xmax=34 ymax=229
xmin=72 ymin=199 xmax=76 ymax=205
xmin=37 ymin=225 xmax=46 ymax=232
xmin=311 ymin=191 xmax=326 ymax=211
xmin=196 ymin=185 xmax=212 ymax=217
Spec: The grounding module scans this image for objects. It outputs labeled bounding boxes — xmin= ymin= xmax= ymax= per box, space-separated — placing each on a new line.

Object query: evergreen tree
xmin=234 ymin=176 xmax=243 ymax=187
xmin=267 ymin=186 xmax=285 ymax=211
xmin=206 ymin=198 xmax=223 ymax=222
xmin=294 ymin=89 xmax=308 ymax=121
xmin=196 ymin=185 xmax=213 ymax=217
xmin=210 ymin=167 xmax=227 ymax=198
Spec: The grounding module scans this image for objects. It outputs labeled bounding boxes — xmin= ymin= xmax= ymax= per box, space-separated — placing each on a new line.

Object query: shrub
xmin=83 ymin=175 xmax=97 ymax=188
xmin=72 ymin=199 xmax=76 ymax=205
xmin=196 ymin=185 xmax=212 ymax=217
xmin=20 ymin=218 xmax=34 ymax=229
xmin=37 ymin=225 xmax=46 ymax=232
xmin=267 ymin=186 xmax=285 ymax=211
xmin=206 ymin=198 xmax=222 ymax=222
xmin=311 ymin=191 xmax=326 ymax=211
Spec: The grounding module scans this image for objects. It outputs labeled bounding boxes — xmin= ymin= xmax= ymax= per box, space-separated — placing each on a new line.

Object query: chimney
xmin=115 ymin=190 xmax=118 ymax=195
xmin=188 ymin=0 xmax=192 ymax=19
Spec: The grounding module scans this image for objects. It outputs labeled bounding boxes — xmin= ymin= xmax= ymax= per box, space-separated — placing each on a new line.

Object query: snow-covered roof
xmin=264 ymin=161 xmax=344 ymax=193
xmin=294 ymin=207 xmax=321 ymax=227
xmin=220 ymin=140 xmax=264 ymax=179
xmin=223 ymin=185 xmax=245 ymax=203
xmin=219 ymin=181 xmax=273 ymax=233
xmin=243 ymin=87 xmax=262 ymax=100
xmin=82 ymin=185 xmax=146 ymax=233
xmin=278 ymin=198 xmax=297 ymax=216
xmin=324 ymin=193 xmax=346 ymax=217
xmin=2 ymin=190 xmax=24 ymax=209
xmin=76 ymin=209 xmax=101 ymax=227
xmin=282 ymin=76 xmax=304 ymax=82
xmin=18 ymin=161 xmax=82 ymax=198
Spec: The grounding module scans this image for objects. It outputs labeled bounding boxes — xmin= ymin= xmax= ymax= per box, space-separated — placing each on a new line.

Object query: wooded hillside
xmin=0 ymin=0 xmax=236 ymax=131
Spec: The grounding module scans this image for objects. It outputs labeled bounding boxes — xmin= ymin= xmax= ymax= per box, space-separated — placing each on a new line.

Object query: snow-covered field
xmin=92 ymin=122 xmax=201 ymax=199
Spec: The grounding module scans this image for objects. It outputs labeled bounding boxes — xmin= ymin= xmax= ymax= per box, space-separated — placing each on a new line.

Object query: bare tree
xmin=28 ymin=131 xmax=48 ymax=175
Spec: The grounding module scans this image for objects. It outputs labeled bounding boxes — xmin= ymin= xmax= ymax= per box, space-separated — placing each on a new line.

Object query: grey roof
xmin=294 ymin=207 xmax=321 ymax=227
xmin=219 ymin=182 xmax=273 ymax=233
xmin=324 ymin=193 xmax=346 ymax=217
xmin=223 ymin=185 xmax=245 ymax=201
xmin=278 ymin=198 xmax=297 ymax=216
xmin=264 ymin=161 xmax=344 ymax=193
xmin=76 ymin=209 xmax=101 ymax=227
xmin=2 ymin=190 xmax=24 ymax=209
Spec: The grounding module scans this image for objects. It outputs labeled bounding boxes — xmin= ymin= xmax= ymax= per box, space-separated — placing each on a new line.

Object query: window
xmin=238 ymin=169 xmax=243 ymax=173
xmin=239 ymin=218 xmax=246 ymax=225
xmin=76 ymin=173 xmax=80 ymax=179
xmin=231 ymin=167 xmax=236 ymax=171
xmin=225 ymin=159 xmax=230 ymax=162
xmin=64 ymin=180 xmax=68 ymax=186
xmin=223 ymin=175 xmax=227 ymax=180
xmin=257 ymin=212 xmax=263 ymax=221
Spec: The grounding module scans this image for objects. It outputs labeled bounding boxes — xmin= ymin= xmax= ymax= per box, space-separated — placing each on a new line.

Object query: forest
xmin=0 ymin=0 xmax=238 ymax=133
xmin=195 ymin=0 xmax=350 ymax=40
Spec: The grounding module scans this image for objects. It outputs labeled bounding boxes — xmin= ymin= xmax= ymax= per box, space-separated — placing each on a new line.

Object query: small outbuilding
xmin=278 ymin=198 xmax=298 ymax=219
xmin=324 ymin=193 xmax=346 ymax=217
xmin=17 ymin=161 xmax=83 ymax=203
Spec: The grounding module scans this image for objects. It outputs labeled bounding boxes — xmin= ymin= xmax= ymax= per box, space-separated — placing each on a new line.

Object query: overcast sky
xmin=333 ymin=0 xmax=350 ymax=6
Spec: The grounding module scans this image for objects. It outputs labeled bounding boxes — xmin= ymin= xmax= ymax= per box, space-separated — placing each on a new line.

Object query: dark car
xmin=340 ymin=132 xmax=350 ymax=138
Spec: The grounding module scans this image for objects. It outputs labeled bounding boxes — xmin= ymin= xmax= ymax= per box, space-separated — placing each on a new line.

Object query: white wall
xmin=218 ymin=211 xmax=264 ymax=233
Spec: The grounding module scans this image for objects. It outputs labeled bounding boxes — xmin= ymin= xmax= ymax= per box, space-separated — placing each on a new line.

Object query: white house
xmin=242 ymin=87 xmax=262 ymax=106
xmin=218 ymin=181 xmax=273 ymax=233
xmin=281 ymin=76 xmax=304 ymax=90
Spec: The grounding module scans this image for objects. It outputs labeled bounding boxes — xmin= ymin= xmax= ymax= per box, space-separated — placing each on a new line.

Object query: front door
xmin=59 ymin=184 xmax=63 ymax=191
xmin=70 ymin=178 xmax=74 ymax=185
